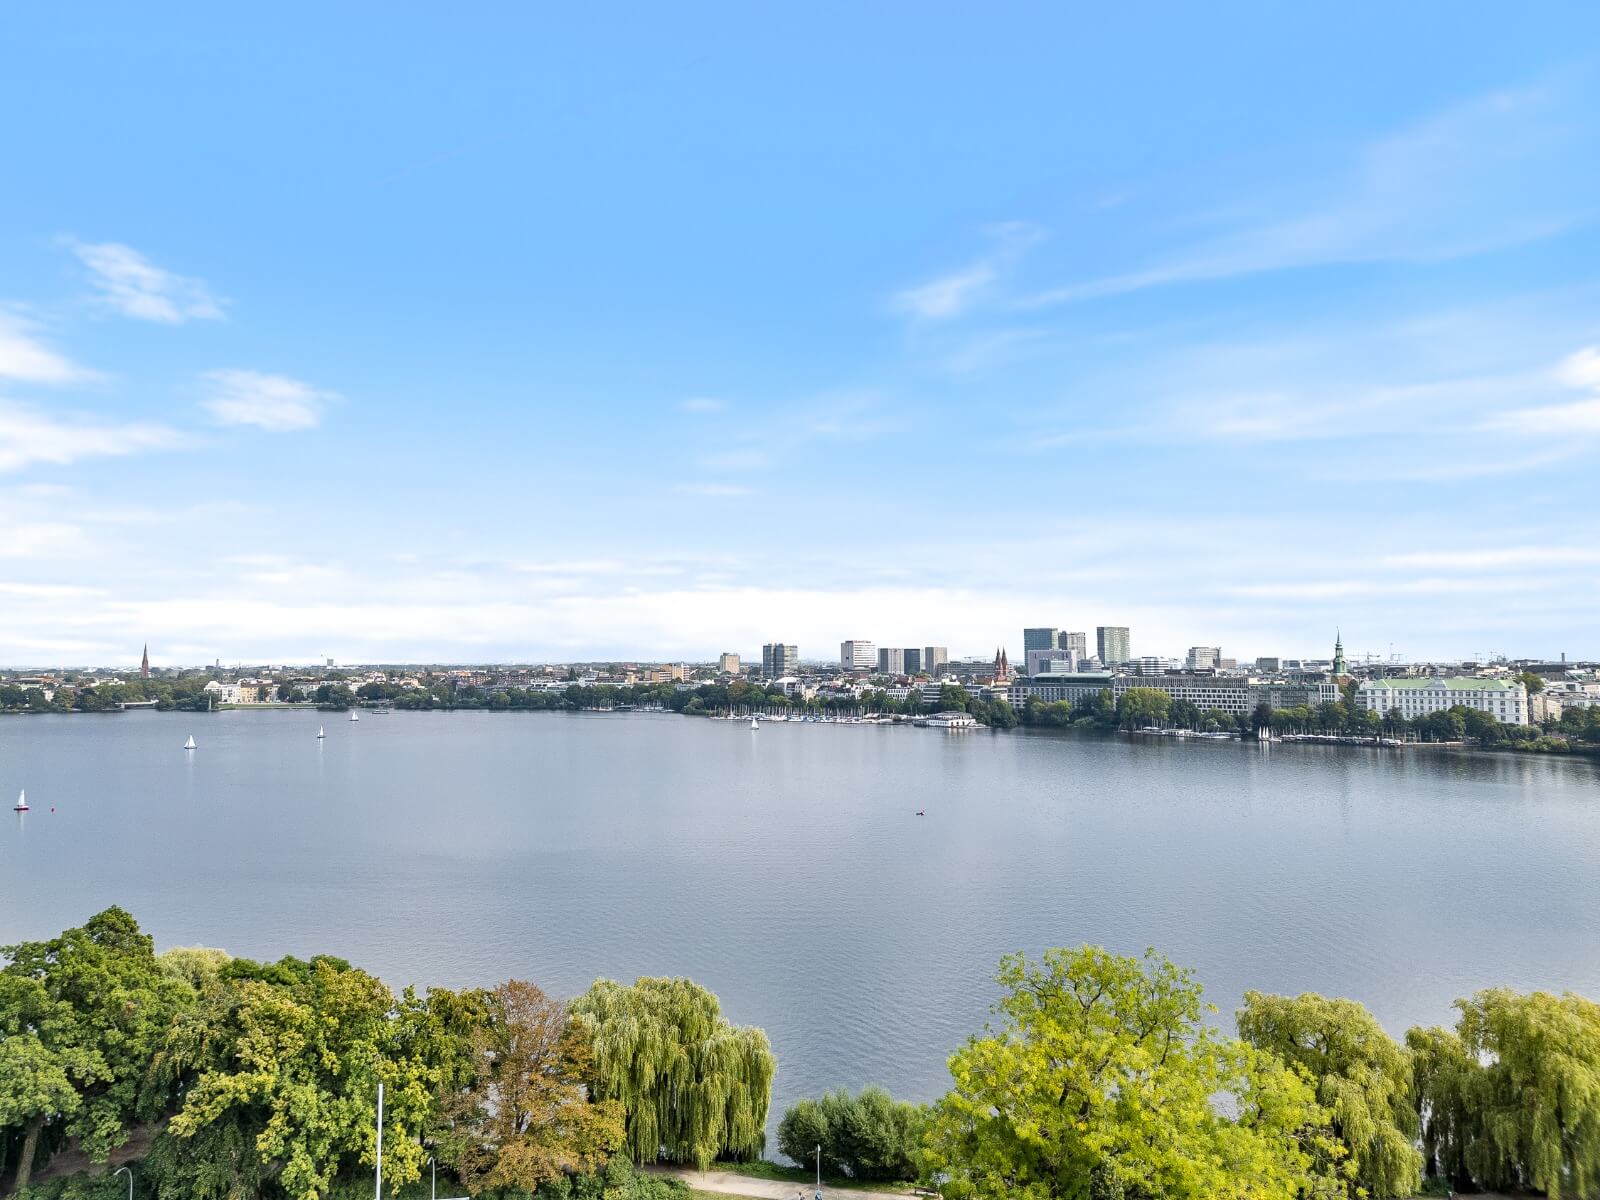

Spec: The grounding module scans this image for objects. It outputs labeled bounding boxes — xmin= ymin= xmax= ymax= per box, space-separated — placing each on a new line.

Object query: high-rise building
xmin=1061 ymin=631 xmax=1088 ymax=661
xmin=718 ymin=652 xmax=741 ymax=674
xmin=1023 ymin=627 xmax=1059 ymax=656
xmin=923 ymin=646 xmax=949 ymax=676
xmin=903 ymin=648 xmax=924 ymax=674
xmin=877 ymin=647 xmax=905 ymax=675
xmin=1186 ymin=646 xmax=1221 ymax=670
xmin=762 ymin=643 xmax=799 ymax=677
xmin=1026 ymin=649 xmax=1071 ymax=676
xmin=1097 ymin=626 xmax=1131 ymax=666
xmin=840 ymin=640 xmax=876 ymax=670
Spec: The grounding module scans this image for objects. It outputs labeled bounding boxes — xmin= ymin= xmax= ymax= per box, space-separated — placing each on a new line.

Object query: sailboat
xmin=183 ymin=735 xmax=196 ymax=751
xmin=349 ymin=710 xmax=360 ymax=723
xmin=13 ymin=789 xmax=27 ymax=812
xmin=317 ymin=725 xmax=326 ymax=739
xmin=750 ymin=716 xmax=759 ymax=730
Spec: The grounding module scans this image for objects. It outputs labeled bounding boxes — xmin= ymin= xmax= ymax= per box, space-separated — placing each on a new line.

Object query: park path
xmin=653 ymin=1166 xmax=917 ymax=1200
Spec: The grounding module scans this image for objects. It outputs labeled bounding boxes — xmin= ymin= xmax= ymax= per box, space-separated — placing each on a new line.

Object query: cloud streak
xmin=69 ymin=240 xmax=226 ymax=323
xmin=0 ymin=314 xmax=95 ymax=384
xmin=201 ymin=369 xmax=338 ymax=431
xmin=0 ymin=402 xmax=184 ymax=473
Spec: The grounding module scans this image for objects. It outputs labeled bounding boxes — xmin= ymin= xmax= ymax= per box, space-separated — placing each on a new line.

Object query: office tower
xmin=718 ymin=652 xmax=740 ymax=674
xmin=1060 ymin=631 xmax=1088 ymax=665
xmin=762 ymin=643 xmax=798 ymax=676
xmin=903 ymin=648 xmax=924 ymax=674
xmin=923 ymin=646 xmax=949 ymax=676
xmin=1023 ymin=627 xmax=1059 ymax=656
xmin=1097 ymin=626 xmax=1131 ymax=666
xmin=1186 ymin=646 xmax=1221 ymax=670
xmin=840 ymin=640 xmax=876 ymax=669
xmin=877 ymin=647 xmax=905 ymax=675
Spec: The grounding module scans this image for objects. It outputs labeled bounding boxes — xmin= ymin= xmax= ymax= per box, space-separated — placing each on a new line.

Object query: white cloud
xmin=201 ymin=369 xmax=337 ymax=431
xmin=1484 ymin=345 xmax=1600 ymax=435
xmin=0 ymin=401 xmax=184 ymax=473
xmin=0 ymin=314 xmax=94 ymax=384
xmin=69 ymin=240 xmax=226 ymax=323
xmin=892 ymin=222 xmax=1044 ymax=321
xmin=680 ymin=396 xmax=726 ymax=414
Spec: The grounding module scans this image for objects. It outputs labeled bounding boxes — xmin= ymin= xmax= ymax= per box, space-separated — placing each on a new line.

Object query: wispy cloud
xmin=0 ymin=401 xmax=184 ymax=473
xmin=69 ymin=240 xmax=226 ymax=323
xmin=1018 ymin=81 xmax=1598 ymax=307
xmin=680 ymin=396 xmax=726 ymax=414
xmin=1484 ymin=346 xmax=1600 ymax=435
xmin=0 ymin=313 xmax=95 ymax=384
xmin=201 ymin=369 xmax=337 ymax=431
xmin=892 ymin=222 xmax=1044 ymax=320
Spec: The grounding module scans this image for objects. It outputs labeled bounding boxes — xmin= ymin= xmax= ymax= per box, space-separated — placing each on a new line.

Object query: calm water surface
xmin=4 ymin=710 xmax=1600 ymax=1132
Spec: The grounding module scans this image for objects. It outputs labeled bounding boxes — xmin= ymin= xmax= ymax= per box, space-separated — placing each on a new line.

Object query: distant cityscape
xmin=3 ymin=622 xmax=1598 ymax=727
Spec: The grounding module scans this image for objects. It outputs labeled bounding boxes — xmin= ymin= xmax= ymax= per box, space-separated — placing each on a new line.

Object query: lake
xmin=4 ymin=709 xmax=1600 ymax=1144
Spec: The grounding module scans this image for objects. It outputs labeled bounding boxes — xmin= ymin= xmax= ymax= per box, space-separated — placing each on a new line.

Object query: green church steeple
xmin=1332 ymin=629 xmax=1347 ymax=676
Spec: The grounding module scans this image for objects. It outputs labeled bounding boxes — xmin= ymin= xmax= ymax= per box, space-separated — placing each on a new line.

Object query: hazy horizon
xmin=4 ymin=6 xmax=1599 ymax=665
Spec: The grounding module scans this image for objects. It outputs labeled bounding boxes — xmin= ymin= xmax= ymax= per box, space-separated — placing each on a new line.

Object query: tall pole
xmin=374 ymin=1082 xmax=384 ymax=1200
xmin=815 ymin=1143 xmax=821 ymax=1199
xmin=114 ymin=1166 xmax=132 ymax=1200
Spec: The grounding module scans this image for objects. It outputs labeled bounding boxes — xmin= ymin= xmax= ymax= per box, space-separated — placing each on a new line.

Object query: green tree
xmin=924 ymin=947 xmax=1343 ymax=1200
xmin=570 ymin=977 xmax=774 ymax=1168
xmin=1238 ymin=992 xmax=1421 ymax=1198
xmin=1115 ymin=687 xmax=1172 ymax=730
xmin=1409 ymin=988 xmax=1600 ymax=1197
xmin=777 ymin=1087 xmax=926 ymax=1182
xmin=0 ymin=907 xmax=191 ymax=1190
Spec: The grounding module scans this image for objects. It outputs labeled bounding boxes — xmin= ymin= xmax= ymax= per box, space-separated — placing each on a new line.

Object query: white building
xmin=1356 ymin=677 xmax=1528 ymax=725
xmin=840 ymin=640 xmax=876 ymax=670
xmin=1186 ymin=646 xmax=1221 ymax=670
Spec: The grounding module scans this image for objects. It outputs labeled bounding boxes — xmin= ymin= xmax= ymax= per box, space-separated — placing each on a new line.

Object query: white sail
xmin=184 ymin=735 xmax=196 ymax=750
xmin=13 ymin=789 xmax=26 ymax=811
xmin=350 ymin=710 xmax=359 ymax=722
xmin=317 ymin=725 xmax=326 ymax=738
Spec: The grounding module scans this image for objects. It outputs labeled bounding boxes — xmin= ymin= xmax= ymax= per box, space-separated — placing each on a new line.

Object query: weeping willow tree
xmin=1237 ymin=991 xmax=1421 ymax=1198
xmin=569 ymin=976 xmax=775 ymax=1168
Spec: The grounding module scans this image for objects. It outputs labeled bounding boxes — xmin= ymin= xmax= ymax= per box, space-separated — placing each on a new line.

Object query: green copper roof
xmin=1360 ymin=677 xmax=1520 ymax=691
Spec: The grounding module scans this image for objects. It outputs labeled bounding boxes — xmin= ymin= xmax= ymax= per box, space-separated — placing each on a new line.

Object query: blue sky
xmin=3 ymin=4 xmax=1600 ymax=666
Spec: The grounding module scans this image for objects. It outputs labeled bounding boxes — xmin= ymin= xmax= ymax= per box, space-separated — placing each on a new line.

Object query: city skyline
xmin=4 ymin=7 xmax=1600 ymax=664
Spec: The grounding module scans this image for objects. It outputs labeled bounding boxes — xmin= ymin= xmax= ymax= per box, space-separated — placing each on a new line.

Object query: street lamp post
xmin=374 ymin=1082 xmax=384 ymax=1200
xmin=429 ymin=1155 xmax=436 ymax=1200
xmin=114 ymin=1165 xmax=132 ymax=1200
xmin=814 ymin=1143 xmax=822 ymax=1200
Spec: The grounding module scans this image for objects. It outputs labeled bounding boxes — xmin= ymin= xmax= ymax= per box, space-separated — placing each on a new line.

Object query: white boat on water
xmin=349 ymin=710 xmax=360 ymax=722
xmin=317 ymin=725 xmax=326 ymax=739
xmin=13 ymin=789 xmax=27 ymax=812
xmin=184 ymin=735 xmax=196 ymax=751
xmin=750 ymin=716 xmax=759 ymax=730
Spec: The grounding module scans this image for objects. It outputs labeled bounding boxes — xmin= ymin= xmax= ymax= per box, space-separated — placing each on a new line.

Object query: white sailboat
xmin=750 ymin=716 xmax=759 ymax=730
xmin=317 ymin=725 xmax=326 ymax=739
xmin=349 ymin=710 xmax=360 ymax=722
xmin=183 ymin=734 xmax=196 ymax=751
xmin=13 ymin=789 xmax=27 ymax=812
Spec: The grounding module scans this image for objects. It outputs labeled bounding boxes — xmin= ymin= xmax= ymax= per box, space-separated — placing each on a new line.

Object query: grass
xmin=716 ymin=1160 xmax=921 ymax=1194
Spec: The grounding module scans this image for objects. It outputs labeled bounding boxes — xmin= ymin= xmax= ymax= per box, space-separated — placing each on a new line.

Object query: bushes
xmin=776 ymin=1087 xmax=926 ymax=1182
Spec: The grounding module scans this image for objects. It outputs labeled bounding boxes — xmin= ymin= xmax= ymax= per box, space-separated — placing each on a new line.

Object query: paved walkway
xmin=654 ymin=1166 xmax=916 ymax=1200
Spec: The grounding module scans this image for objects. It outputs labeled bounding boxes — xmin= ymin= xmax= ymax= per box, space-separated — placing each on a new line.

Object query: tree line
xmin=7 ymin=909 xmax=1599 ymax=1199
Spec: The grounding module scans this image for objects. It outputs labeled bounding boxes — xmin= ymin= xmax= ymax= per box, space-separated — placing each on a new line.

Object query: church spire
xmin=1331 ymin=629 xmax=1346 ymax=677
xmin=140 ymin=643 xmax=150 ymax=679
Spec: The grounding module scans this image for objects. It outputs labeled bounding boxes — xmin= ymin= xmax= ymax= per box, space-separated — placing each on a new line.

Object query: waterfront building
xmin=1356 ymin=677 xmax=1528 ymax=725
xmin=1186 ymin=646 xmax=1221 ymax=670
xmin=1026 ymin=648 xmax=1072 ymax=676
xmin=718 ymin=652 xmax=740 ymax=674
xmin=923 ymin=646 xmax=949 ymax=676
xmin=1008 ymin=673 xmax=1115 ymax=709
xmin=877 ymin=647 xmax=905 ymax=675
xmin=762 ymin=643 xmax=799 ymax=677
xmin=840 ymin=640 xmax=876 ymax=670
xmin=1097 ymin=626 xmax=1131 ymax=666
xmin=904 ymin=648 xmax=924 ymax=674
xmin=1023 ymin=627 xmax=1059 ymax=656
xmin=1114 ymin=674 xmax=1339 ymax=718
